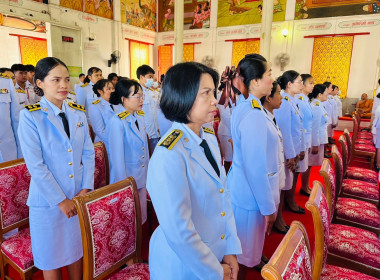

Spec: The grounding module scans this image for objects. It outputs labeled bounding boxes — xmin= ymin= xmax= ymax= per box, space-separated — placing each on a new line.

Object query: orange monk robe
xmin=356 ymin=99 xmax=373 ymax=118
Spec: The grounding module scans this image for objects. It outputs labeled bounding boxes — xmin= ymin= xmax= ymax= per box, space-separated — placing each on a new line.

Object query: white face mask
xmin=152 ymin=81 xmax=159 ymax=88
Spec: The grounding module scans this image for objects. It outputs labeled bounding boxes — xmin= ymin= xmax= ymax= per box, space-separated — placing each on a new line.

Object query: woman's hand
xmin=285 ymin=158 xmax=295 ymax=170
xmin=58 ymin=198 xmax=77 ymax=218
xmin=311 ymin=146 xmax=319 ymax=154
xmin=221 ymin=264 xmax=232 ymax=280
xmin=77 ymin=189 xmax=90 ymax=197
xmin=264 ymin=212 xmax=277 ymax=236
xmin=222 ymin=255 xmax=239 ymax=280
xmin=299 ymin=151 xmax=305 ymax=161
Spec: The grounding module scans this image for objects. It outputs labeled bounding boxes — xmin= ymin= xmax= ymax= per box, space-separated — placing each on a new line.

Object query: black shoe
xmin=261 ymin=254 xmax=269 ymax=264
xmin=285 ymin=225 xmax=290 ymax=230
xmin=253 ymin=260 xmax=265 ymax=271
xmin=273 ymin=225 xmax=289 ymax=235
xmin=285 ymin=200 xmax=305 ymax=214
xmin=300 ymin=188 xmax=311 ymax=197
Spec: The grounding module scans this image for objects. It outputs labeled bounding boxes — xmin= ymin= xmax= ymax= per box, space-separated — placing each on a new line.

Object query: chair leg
xmin=0 ymin=256 xmax=5 ymax=280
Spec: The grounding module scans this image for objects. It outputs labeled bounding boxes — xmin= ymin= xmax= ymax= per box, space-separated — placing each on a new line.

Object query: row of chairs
xmin=262 ymin=128 xmax=380 ymax=279
xmin=0 ymin=142 xmax=110 ymax=280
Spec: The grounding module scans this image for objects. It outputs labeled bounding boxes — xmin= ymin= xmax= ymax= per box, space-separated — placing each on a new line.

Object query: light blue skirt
xmin=29 ymin=206 xmax=83 ymax=270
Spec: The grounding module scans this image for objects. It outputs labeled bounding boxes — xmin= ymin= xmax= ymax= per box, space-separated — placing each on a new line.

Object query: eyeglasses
xmin=129 ymin=94 xmax=144 ymax=100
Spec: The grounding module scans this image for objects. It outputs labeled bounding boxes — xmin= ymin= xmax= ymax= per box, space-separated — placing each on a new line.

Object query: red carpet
xmin=9 ymin=131 xmax=371 ymax=280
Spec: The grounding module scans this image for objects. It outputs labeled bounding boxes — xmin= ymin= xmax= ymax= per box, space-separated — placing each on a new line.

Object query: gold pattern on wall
xmin=19 ymin=37 xmax=48 ymax=66
xmin=232 ymin=40 xmax=260 ymax=67
xmin=183 ymin=44 xmax=194 ymax=62
xmin=130 ymin=41 xmax=150 ymax=81
xmin=60 ymin=0 xmax=113 ymax=19
xmin=311 ymin=36 xmax=353 ymax=99
xmin=158 ymin=45 xmax=172 ymax=76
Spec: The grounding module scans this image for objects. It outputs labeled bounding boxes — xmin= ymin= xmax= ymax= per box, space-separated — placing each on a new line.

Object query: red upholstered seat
xmin=336 ymin=198 xmax=380 ymax=228
xmin=322 ymin=264 xmax=379 ymax=280
xmin=108 ymin=263 xmax=150 ymax=280
xmin=328 ymin=224 xmax=380 ymax=269
xmin=346 ymin=167 xmax=378 ymax=184
xmin=355 ymin=143 xmax=376 ymax=153
xmin=0 ymin=228 xmax=33 ymax=271
xmin=342 ymin=179 xmax=379 ymax=201
xmin=94 ymin=142 xmax=109 ymax=190
xmin=356 ymin=138 xmax=373 ymax=145
xmin=358 ymin=132 xmax=373 ymax=140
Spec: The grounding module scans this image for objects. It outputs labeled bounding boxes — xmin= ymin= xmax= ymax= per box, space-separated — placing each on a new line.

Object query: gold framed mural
xmin=121 ymin=0 xmax=156 ymax=31
xmin=60 ymin=0 xmax=113 ymax=19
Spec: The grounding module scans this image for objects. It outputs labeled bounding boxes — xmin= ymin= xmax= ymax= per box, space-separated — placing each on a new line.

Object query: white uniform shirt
xmin=142 ymin=86 xmax=160 ymax=139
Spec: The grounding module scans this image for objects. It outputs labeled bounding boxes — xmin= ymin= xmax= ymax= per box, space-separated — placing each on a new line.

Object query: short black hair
xmin=237 ymin=57 xmax=267 ymax=90
xmin=277 ymin=70 xmax=300 ymax=90
xmin=323 ymin=81 xmax=332 ymax=88
xmin=136 ymin=65 xmax=155 ymax=79
xmin=93 ymin=79 xmax=112 ymax=97
xmin=244 ymin=53 xmax=267 ymax=62
xmin=308 ymin=84 xmax=326 ymax=100
xmin=108 ymin=73 xmax=118 ymax=80
xmin=0 ymin=68 xmax=12 ymax=74
xmin=84 ymin=76 xmax=90 ymax=84
xmin=87 ymin=67 xmax=102 ymax=76
xmin=11 ymin=64 xmax=26 ymax=72
xmin=110 ymin=79 xmax=142 ymax=105
xmin=34 ymin=57 xmax=68 ymax=96
xmin=25 ymin=64 xmax=35 ymax=72
xmin=79 ymin=73 xmax=85 ymax=78
xmin=301 ymin=74 xmax=312 ymax=83
xmin=260 ymin=81 xmax=279 ymax=104
xmin=332 ymin=84 xmax=339 ymax=91
xmin=160 ymin=62 xmax=219 ymax=124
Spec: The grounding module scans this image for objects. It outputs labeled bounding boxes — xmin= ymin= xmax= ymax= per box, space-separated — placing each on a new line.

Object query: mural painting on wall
xmin=217 ymin=0 xmax=286 ymax=27
xmin=0 ymin=13 xmax=46 ymax=32
xmin=60 ymin=0 xmax=113 ymax=19
xmin=158 ymin=0 xmax=211 ymax=32
xmin=121 ymin=0 xmax=156 ymax=31
xmin=295 ymin=0 xmax=380 ymax=20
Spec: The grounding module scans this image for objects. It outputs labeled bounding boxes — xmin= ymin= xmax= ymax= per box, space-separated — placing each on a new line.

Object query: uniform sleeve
xmin=107 ymin=117 xmax=127 ymax=184
xmin=80 ymin=117 xmax=95 ymax=190
xmin=240 ymin=112 xmax=276 ymax=215
xmin=311 ymin=107 xmax=322 ymax=147
xmin=9 ymin=80 xmax=23 ymax=158
xmin=76 ymin=86 xmax=86 ymax=107
xmin=275 ymin=103 xmax=297 ymax=160
xmin=18 ymin=110 xmax=67 ymax=206
xmin=88 ymin=104 xmax=106 ymax=142
xmin=224 ymin=201 xmax=242 ymax=255
xmin=147 ymin=148 xmax=224 ymax=279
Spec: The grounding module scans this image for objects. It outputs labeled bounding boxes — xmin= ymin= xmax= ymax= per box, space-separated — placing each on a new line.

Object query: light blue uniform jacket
xmin=147 ymin=122 xmax=242 ymax=280
xmin=106 ymin=108 xmax=149 ymax=188
xmin=0 ymin=75 xmax=22 ymax=162
xmin=76 ymin=82 xmax=97 ymax=120
xmin=295 ymin=93 xmax=313 ymax=149
xmin=87 ymin=97 xmax=120 ymax=146
xmin=274 ymin=92 xmax=304 ymax=160
xmin=311 ymin=99 xmax=328 ymax=146
xmin=18 ymin=97 xmax=95 ymax=207
xmin=228 ymin=95 xmax=277 ymax=215
xmin=141 ymin=86 xmax=160 ymax=139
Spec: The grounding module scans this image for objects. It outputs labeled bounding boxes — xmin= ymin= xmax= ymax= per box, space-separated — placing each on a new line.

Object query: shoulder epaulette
xmin=69 ymin=91 xmax=76 ymax=95
xmin=16 ymin=89 xmax=26 ymax=93
xmin=251 ymin=99 xmax=262 ymax=110
xmin=298 ymin=96 xmax=303 ymax=100
xmin=315 ymin=101 xmax=320 ymax=106
xmin=117 ymin=111 xmax=130 ymax=120
xmin=136 ymin=110 xmax=145 ymax=116
xmin=68 ymin=102 xmax=86 ymax=112
xmin=92 ymin=99 xmax=100 ymax=105
xmin=158 ymin=129 xmax=183 ymax=150
xmin=203 ymin=127 xmax=215 ymax=135
xmin=284 ymin=96 xmax=289 ymax=101
xmin=0 ymin=73 xmax=11 ymax=79
xmin=25 ymin=103 xmax=41 ymax=112
xmin=81 ymin=83 xmax=89 ymax=87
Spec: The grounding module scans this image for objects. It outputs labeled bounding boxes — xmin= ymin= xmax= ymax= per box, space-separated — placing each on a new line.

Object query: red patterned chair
xmin=319 ymin=158 xmax=380 ymax=236
xmin=0 ymin=159 xmax=37 ymax=280
xmin=93 ymin=142 xmax=109 ymax=190
xmin=333 ymin=141 xmax=378 ymax=206
xmin=342 ymin=130 xmax=377 ymax=181
xmin=354 ymin=111 xmax=373 ymax=138
xmin=351 ymin=116 xmax=375 ymax=168
xmin=262 ymin=221 xmax=378 ymax=280
xmin=73 ymin=177 xmax=149 ymax=280
xmin=307 ymin=181 xmax=380 ymax=278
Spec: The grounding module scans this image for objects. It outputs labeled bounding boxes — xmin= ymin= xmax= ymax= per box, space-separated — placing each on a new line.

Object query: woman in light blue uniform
xmin=227 ymin=57 xmax=276 ymax=269
xmin=295 ymin=74 xmax=314 ymax=196
xmin=18 ymin=57 xmax=95 ymax=279
xmin=274 ymin=71 xmax=305 ymax=214
xmin=147 ymin=62 xmax=241 ymax=280
xmin=309 ymin=84 xmax=329 ymax=166
xmin=106 ymin=79 xmax=149 ymax=224
xmin=87 ymin=79 xmax=118 ymax=145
